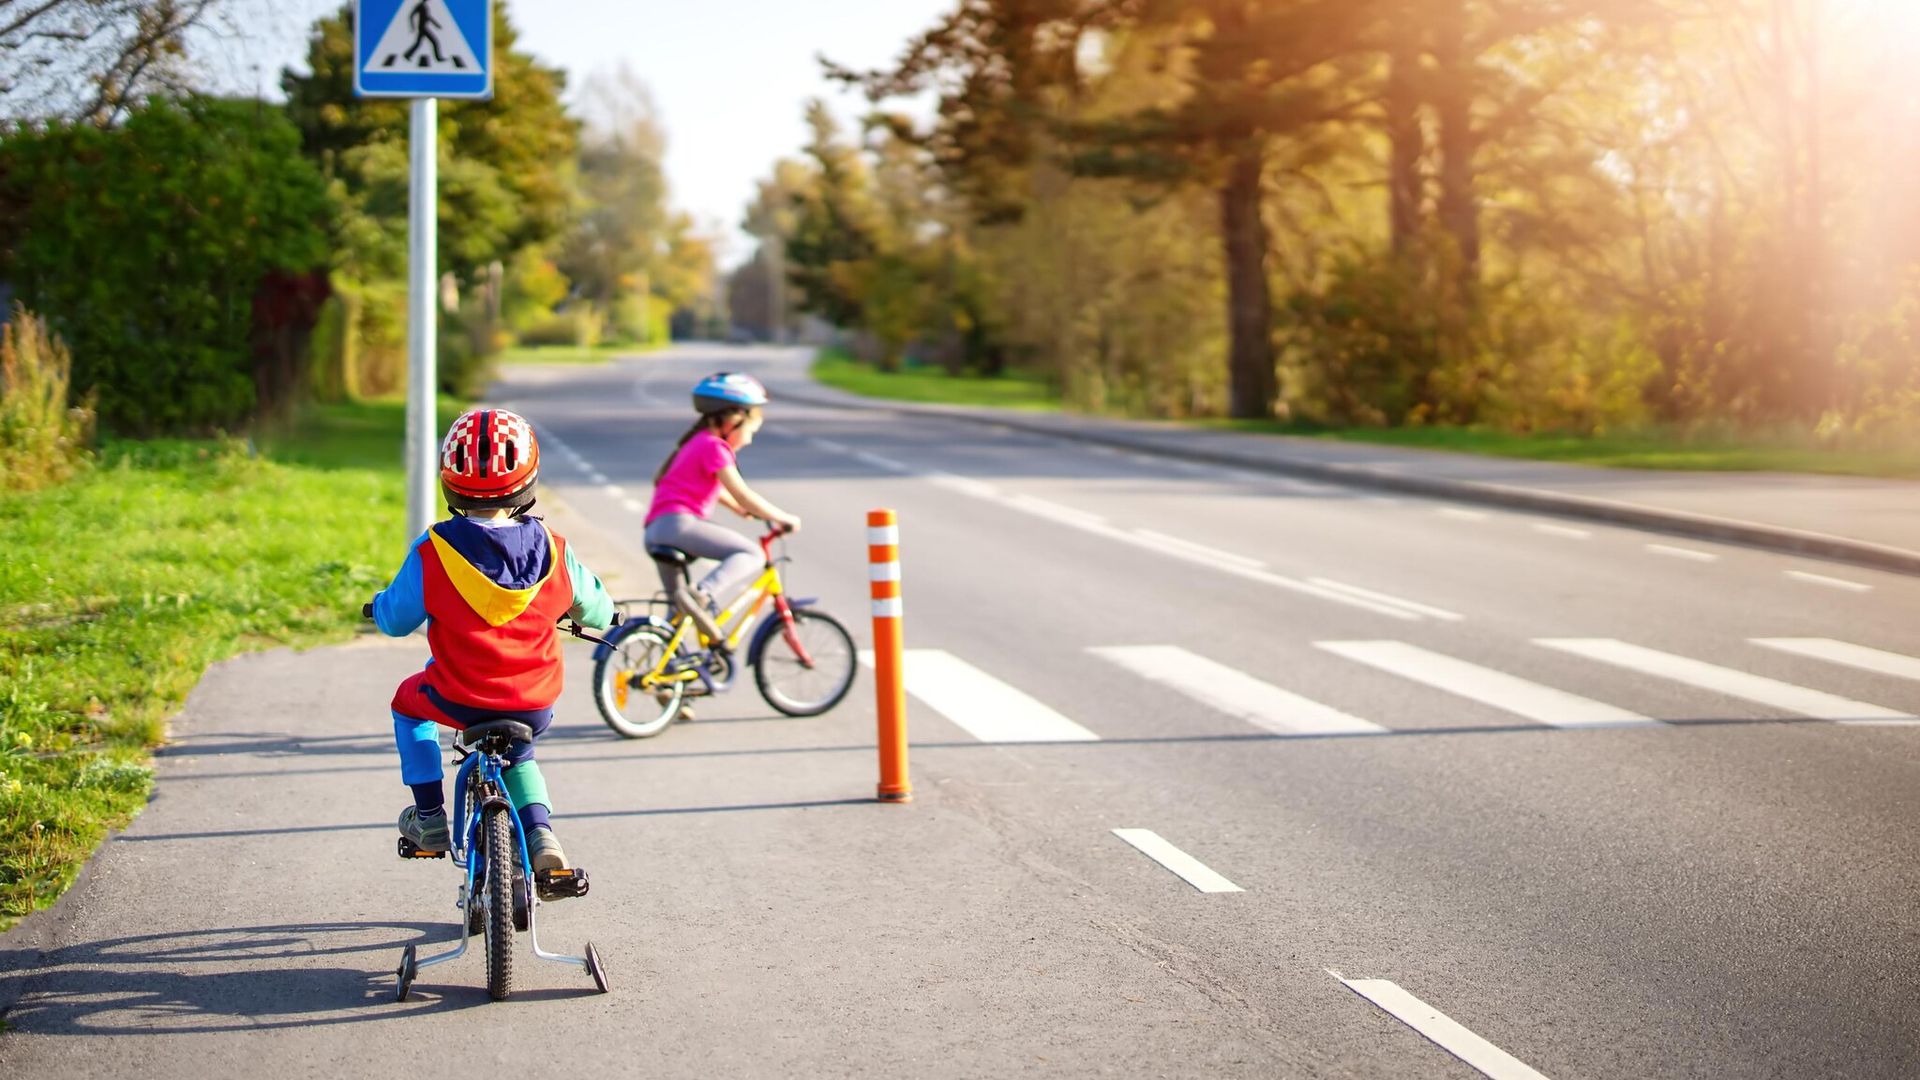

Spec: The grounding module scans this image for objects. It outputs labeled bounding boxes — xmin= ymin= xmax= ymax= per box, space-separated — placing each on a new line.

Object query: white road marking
xmin=1646 ymin=543 xmax=1717 ymax=562
xmin=853 ymin=449 xmax=912 ymax=473
xmin=1006 ymin=493 xmax=1108 ymax=529
xmin=622 ymin=498 xmax=645 ymax=514
xmin=1531 ymin=523 xmax=1591 ymax=540
xmin=1318 ymin=641 xmax=1656 ymax=728
xmin=1538 ymin=638 xmax=1915 ymax=723
xmin=1089 ymin=646 xmax=1386 ymax=736
xmin=604 ymin=485 xmax=626 ymax=498
xmin=1753 ymin=638 xmax=1920 ymax=681
xmin=1438 ymin=507 xmax=1489 ymax=522
xmin=1307 ymin=578 xmax=1464 ymax=622
xmin=1111 ymin=829 xmax=1243 ymax=893
xmin=1130 ymin=530 xmax=1264 ymax=570
xmin=585 ymin=470 xmax=608 ymax=485
xmin=1332 ymin=973 xmax=1551 ymax=1080
xmin=810 ymin=437 xmax=853 ymax=455
xmin=926 ymin=472 xmax=1000 ymax=499
xmin=857 ymin=649 xmax=1099 ymax=743
xmin=1785 ymin=570 xmax=1872 ymax=593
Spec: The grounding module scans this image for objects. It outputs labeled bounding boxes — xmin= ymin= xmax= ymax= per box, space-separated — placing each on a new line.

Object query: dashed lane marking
xmin=1111 ymin=829 xmax=1243 ymax=893
xmin=1332 ymin=973 xmax=1552 ymax=1080
xmin=1784 ymin=570 xmax=1872 ymax=593
xmin=1646 ymin=543 xmax=1717 ymax=562
xmin=1307 ymin=578 xmax=1464 ymax=622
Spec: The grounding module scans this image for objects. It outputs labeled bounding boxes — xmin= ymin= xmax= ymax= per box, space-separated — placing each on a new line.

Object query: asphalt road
xmin=4 ymin=343 xmax=1918 ymax=1078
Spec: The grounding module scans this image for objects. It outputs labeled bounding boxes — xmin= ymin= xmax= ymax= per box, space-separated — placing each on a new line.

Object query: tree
xmin=0 ymin=96 xmax=331 ymax=432
xmin=558 ymin=63 xmax=671 ymax=307
xmin=0 ymin=0 xmax=222 ymax=123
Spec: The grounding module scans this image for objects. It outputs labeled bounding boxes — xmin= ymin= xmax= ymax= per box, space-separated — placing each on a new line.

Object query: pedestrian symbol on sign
xmin=369 ymin=0 xmax=479 ymax=73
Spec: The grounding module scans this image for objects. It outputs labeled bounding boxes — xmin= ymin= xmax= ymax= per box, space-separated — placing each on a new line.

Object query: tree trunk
xmin=1432 ymin=0 xmax=1480 ymax=298
xmin=1386 ymin=33 xmax=1425 ymax=257
xmin=1218 ymin=140 xmax=1276 ymax=419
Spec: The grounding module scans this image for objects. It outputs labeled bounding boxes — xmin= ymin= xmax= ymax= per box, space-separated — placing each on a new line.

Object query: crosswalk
xmin=876 ymin=636 xmax=1920 ymax=743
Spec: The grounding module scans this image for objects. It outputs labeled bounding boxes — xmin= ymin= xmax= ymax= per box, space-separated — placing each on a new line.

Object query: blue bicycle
xmin=383 ymin=613 xmax=614 ymax=1002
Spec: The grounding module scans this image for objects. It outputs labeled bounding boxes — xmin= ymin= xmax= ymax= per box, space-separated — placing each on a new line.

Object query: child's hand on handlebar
xmin=771 ymin=512 xmax=801 ymax=534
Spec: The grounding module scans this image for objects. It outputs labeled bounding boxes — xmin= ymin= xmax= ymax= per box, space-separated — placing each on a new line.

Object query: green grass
xmin=497 ymin=343 xmax=653 ymax=366
xmin=811 ymin=348 xmax=1060 ymax=412
xmin=0 ymin=398 xmax=444 ymax=929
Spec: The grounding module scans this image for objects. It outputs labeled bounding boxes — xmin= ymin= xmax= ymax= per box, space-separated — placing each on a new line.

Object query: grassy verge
xmin=812 ymin=350 xmax=1916 ymax=479
xmin=811 ymin=347 xmax=1059 ymax=411
xmin=497 ymin=343 xmax=654 ymax=366
xmin=0 ymin=398 xmax=454 ymax=929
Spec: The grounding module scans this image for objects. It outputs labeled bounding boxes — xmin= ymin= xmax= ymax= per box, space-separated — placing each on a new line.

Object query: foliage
xmin=0 ymin=306 xmax=95 ymax=490
xmin=0 ymin=0 xmax=221 ymax=123
xmin=0 ymin=96 xmax=332 ymax=434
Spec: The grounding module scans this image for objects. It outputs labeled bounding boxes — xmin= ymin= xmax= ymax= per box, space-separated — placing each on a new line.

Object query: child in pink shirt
xmin=643 ymin=373 xmax=800 ymax=643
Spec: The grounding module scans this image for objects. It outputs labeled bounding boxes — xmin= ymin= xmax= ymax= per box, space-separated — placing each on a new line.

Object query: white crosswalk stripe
xmin=1752 ymin=638 xmax=1920 ymax=682
xmin=1317 ymin=641 xmax=1659 ymax=729
xmin=858 ymin=649 xmax=1099 ymax=743
xmin=1538 ymin=639 xmax=1915 ymax=723
xmin=1089 ymin=645 xmax=1386 ymax=736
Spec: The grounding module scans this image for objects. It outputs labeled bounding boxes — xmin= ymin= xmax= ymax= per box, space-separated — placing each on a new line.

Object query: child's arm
xmin=716 ymin=487 xmax=752 ymax=519
xmin=563 ymin=545 xmax=616 ymax=629
xmin=719 ymin=465 xmax=800 ymax=531
xmin=371 ymin=536 xmax=429 ymax=637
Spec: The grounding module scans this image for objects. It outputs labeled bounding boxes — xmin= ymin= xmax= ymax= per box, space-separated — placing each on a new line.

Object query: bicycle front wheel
xmin=754 ymin=608 xmax=857 ymax=717
xmin=592 ymin=622 xmax=684 ymax=738
xmin=482 ymin=804 xmax=516 ymax=1001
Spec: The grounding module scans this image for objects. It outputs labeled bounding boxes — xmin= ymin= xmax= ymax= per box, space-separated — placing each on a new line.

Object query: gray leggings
xmin=643 ymin=513 xmax=760 ymax=606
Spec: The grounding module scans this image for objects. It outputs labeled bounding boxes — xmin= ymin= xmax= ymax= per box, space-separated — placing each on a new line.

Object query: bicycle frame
xmin=642 ymin=531 xmax=818 ymax=690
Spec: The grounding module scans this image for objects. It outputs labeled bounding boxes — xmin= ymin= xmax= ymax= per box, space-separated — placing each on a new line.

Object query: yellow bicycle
xmin=590 ymin=527 xmax=857 ymax=738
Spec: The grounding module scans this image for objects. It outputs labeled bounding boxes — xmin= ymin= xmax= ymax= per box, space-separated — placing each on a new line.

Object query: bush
xmin=0 ymin=307 xmax=95 ymax=490
xmin=516 ymin=306 xmax=605 ymax=348
xmin=0 ymin=97 xmax=331 ymax=435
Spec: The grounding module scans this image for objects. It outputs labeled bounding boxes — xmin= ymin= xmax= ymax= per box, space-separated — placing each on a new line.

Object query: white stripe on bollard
xmin=867 ymin=525 xmax=900 ymax=545
xmin=872 ymin=597 xmax=904 ymax=618
xmin=869 ymin=563 xmax=901 ymax=582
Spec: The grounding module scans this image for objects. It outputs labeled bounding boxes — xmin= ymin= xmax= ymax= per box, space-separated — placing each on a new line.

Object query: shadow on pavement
xmin=0 ymin=921 xmax=537 ymax=1035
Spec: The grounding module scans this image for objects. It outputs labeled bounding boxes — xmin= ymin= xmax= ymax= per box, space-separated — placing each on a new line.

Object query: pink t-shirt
xmin=645 ymin=430 xmax=735 ymax=524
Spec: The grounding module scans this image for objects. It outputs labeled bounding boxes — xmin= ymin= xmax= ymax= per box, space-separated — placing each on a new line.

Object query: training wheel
xmin=396 ymin=943 xmax=418 ymax=1001
xmin=585 ymin=941 xmax=610 ymax=994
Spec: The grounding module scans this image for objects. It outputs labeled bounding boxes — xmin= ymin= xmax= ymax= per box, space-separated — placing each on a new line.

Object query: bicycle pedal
xmin=397 ymin=836 xmax=447 ymax=860
xmin=535 ymin=866 xmax=590 ymax=900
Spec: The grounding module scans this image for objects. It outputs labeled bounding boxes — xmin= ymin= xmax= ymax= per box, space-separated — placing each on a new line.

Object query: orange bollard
xmin=868 ymin=509 xmax=911 ymax=803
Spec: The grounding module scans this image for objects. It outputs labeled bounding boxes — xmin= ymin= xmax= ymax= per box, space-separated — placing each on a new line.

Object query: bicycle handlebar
xmin=360 ymin=599 xmax=621 ymax=645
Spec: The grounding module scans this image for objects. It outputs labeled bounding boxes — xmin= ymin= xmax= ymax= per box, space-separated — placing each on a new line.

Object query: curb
xmin=780 ymin=386 xmax=1920 ymax=579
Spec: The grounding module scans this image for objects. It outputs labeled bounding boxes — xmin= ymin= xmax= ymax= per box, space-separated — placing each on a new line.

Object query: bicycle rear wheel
xmin=482 ymin=804 xmax=516 ymax=1001
xmin=592 ymin=622 xmax=684 ymax=738
xmin=754 ymin=608 xmax=857 ymax=717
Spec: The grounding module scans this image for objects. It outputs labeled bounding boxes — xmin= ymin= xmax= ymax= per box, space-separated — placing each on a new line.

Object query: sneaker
xmin=398 ymin=806 xmax=449 ymax=851
xmin=529 ymin=827 xmax=568 ymax=873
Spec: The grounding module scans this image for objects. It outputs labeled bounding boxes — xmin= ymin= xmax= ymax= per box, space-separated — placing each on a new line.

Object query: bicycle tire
xmin=754 ymin=608 xmax=857 ymax=717
xmin=592 ymin=622 xmax=684 ymax=738
xmin=482 ymin=804 xmax=515 ymax=1001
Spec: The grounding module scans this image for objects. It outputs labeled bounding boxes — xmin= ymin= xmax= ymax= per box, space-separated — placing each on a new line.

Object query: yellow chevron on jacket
xmin=426 ymin=529 xmax=557 ymax=627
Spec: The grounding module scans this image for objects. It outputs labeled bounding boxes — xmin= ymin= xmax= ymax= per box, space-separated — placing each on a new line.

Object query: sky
xmin=200 ymin=0 xmax=954 ymax=264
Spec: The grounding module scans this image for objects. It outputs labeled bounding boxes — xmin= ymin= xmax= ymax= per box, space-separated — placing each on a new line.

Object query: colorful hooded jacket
xmin=372 ymin=516 xmax=614 ymax=713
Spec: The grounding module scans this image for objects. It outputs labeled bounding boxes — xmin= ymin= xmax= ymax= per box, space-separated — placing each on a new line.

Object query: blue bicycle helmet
xmin=692 ymin=372 xmax=769 ymax=414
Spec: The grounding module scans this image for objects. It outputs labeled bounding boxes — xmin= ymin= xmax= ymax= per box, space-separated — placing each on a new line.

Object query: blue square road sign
xmin=355 ymin=0 xmax=493 ymax=99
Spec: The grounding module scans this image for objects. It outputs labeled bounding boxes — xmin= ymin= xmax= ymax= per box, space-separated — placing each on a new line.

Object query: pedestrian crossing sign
xmin=354 ymin=0 xmax=492 ymax=99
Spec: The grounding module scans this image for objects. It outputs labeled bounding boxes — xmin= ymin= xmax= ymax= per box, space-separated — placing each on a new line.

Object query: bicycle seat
xmin=459 ymin=719 xmax=534 ymax=747
xmin=647 ymin=546 xmax=692 ymax=566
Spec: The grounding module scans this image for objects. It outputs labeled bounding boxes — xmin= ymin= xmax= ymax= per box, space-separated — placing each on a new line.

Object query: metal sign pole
xmin=406 ymin=96 xmax=439 ymax=539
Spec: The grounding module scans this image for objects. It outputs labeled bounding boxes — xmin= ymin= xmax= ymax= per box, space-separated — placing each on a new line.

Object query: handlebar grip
xmin=608 ymin=611 xmax=624 ymax=627
xmin=362 ymin=602 xmax=374 ymax=620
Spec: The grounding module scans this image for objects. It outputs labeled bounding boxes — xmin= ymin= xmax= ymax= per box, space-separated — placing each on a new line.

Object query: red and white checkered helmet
xmin=440 ymin=408 xmax=540 ymax=511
